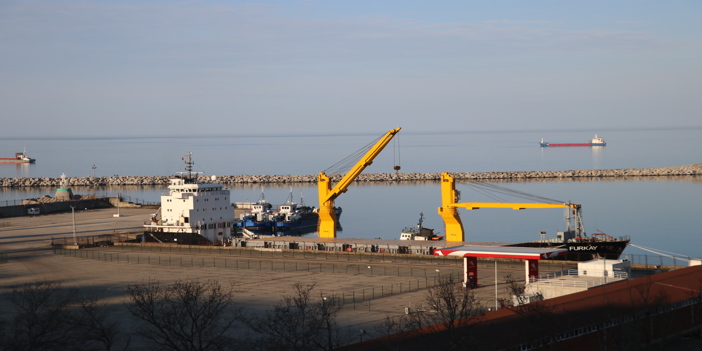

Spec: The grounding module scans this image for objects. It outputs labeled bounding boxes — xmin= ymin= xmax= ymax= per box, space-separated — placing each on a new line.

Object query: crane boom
xmin=438 ymin=172 xmax=583 ymax=242
xmin=317 ymin=127 xmax=401 ymax=238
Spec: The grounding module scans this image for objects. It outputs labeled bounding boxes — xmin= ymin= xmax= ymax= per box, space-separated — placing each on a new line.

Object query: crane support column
xmin=438 ymin=172 xmax=465 ymax=242
xmin=317 ymin=172 xmax=338 ymax=237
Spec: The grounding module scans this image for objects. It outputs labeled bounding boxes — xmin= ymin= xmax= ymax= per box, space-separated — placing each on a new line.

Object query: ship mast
xmin=177 ymin=152 xmax=200 ymax=183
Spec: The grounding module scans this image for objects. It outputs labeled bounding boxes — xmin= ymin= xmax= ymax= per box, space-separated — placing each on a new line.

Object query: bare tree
xmin=373 ymin=276 xmax=484 ymax=349
xmin=1 ymin=280 xmax=78 ymax=351
xmin=501 ymin=273 xmax=545 ymax=308
xmin=420 ymin=275 xmax=484 ymax=347
xmin=501 ymin=273 xmax=556 ymax=350
xmin=69 ymin=293 xmax=127 ymax=351
xmin=424 ymin=276 xmax=483 ymax=331
xmin=629 ymin=277 xmax=671 ymax=349
xmin=246 ymin=282 xmax=346 ymax=351
xmin=0 ymin=280 xmax=127 ymax=351
xmin=126 ymin=279 xmax=242 ymax=351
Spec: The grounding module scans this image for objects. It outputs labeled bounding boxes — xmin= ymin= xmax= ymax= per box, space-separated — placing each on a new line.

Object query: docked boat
xmin=236 ymin=191 xmax=276 ymax=230
xmin=236 ymin=189 xmax=339 ymax=236
xmin=274 ymin=192 xmax=318 ymax=230
xmin=400 ymin=212 xmax=443 ymax=241
xmin=142 ymin=152 xmax=235 ymax=245
xmin=0 ymin=148 xmax=35 ymax=163
xmin=506 ymin=211 xmax=630 ymax=261
xmin=540 ymin=135 xmax=606 ymax=147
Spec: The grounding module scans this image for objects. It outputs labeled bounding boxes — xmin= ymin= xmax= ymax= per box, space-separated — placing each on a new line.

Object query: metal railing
xmin=625 ymin=253 xmax=694 ymax=268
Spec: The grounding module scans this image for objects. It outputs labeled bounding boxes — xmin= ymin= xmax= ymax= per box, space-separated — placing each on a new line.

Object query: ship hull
xmin=0 ymin=159 xmax=34 ymax=163
xmin=540 ymin=143 xmax=605 ymax=147
xmin=507 ymin=240 xmax=629 ymax=261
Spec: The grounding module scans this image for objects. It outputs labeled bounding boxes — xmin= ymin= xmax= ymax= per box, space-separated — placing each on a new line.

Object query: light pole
xmin=92 ymin=165 xmax=97 ymax=197
xmin=495 ymin=259 xmax=498 ymax=310
xmin=71 ymin=206 xmax=78 ymax=246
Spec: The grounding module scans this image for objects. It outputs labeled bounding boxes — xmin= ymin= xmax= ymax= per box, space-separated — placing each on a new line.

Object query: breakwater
xmin=2 ymin=164 xmax=700 ymax=188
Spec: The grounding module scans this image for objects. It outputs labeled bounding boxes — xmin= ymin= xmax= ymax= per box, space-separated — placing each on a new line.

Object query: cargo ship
xmin=142 ymin=152 xmax=235 ymax=245
xmin=540 ymin=135 xmax=606 ymax=147
xmin=507 ymin=230 xmax=630 ymax=261
xmin=0 ymin=149 xmax=35 ymax=163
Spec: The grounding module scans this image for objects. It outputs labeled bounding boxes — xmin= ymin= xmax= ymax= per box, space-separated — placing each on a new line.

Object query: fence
xmin=53 ymin=246 xmax=461 ymax=309
xmin=626 ymin=253 xmax=694 ymax=268
xmin=1 ymin=199 xmax=25 ymax=207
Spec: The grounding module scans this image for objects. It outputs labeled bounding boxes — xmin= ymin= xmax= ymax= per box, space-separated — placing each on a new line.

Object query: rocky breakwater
xmin=1 ymin=164 xmax=701 ymax=188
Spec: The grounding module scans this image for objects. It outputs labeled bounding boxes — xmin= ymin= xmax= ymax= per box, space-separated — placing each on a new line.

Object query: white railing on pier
xmin=529 ymin=269 xmax=628 ymax=288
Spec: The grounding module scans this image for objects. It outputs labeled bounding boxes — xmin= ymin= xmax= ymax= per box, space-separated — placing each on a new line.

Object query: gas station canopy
xmin=434 ymin=245 xmax=567 ymax=260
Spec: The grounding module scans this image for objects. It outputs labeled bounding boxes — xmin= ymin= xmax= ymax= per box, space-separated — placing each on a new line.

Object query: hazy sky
xmin=2 ymin=0 xmax=701 ymax=138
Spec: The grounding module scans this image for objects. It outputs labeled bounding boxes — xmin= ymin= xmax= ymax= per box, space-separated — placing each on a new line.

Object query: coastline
xmin=1 ymin=164 xmax=700 ymax=188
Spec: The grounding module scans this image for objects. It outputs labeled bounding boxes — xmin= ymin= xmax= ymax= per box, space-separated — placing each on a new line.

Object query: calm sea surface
xmin=2 ymin=129 xmax=701 ymax=260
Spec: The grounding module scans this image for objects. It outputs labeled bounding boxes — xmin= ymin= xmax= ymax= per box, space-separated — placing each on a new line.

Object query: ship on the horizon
xmin=0 ymin=148 xmax=35 ymax=164
xmin=540 ymin=135 xmax=606 ymax=147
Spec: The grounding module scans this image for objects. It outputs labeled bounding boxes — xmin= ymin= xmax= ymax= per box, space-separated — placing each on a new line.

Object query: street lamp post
xmin=71 ymin=206 xmax=78 ymax=246
xmin=92 ymin=165 xmax=97 ymax=197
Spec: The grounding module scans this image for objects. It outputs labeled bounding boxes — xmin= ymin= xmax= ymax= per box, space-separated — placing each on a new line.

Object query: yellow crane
xmin=437 ymin=172 xmax=583 ymax=242
xmin=317 ymin=127 xmax=401 ymax=238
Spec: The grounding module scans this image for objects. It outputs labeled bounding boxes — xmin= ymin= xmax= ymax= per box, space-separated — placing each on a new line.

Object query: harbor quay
xmin=1 ymin=207 xmax=579 ymax=344
xmin=1 ymin=164 xmax=701 ymax=187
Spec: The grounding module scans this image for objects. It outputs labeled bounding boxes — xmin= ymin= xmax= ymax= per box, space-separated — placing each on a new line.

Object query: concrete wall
xmin=0 ymin=198 xmax=113 ymax=218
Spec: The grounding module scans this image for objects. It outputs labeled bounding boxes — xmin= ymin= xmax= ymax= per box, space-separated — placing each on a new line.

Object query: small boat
xmin=400 ymin=212 xmax=443 ymax=241
xmin=237 ymin=190 xmax=276 ymax=230
xmin=236 ymin=189 xmax=339 ymax=236
xmin=0 ymin=148 xmax=35 ymax=164
xmin=540 ymin=135 xmax=606 ymax=147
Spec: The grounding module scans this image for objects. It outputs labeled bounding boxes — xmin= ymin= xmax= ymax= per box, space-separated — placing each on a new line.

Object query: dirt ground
xmin=0 ymin=208 xmax=576 ymax=347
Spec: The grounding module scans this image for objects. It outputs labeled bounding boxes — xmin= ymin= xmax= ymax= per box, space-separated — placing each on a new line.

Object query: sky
xmin=1 ymin=0 xmax=701 ymax=138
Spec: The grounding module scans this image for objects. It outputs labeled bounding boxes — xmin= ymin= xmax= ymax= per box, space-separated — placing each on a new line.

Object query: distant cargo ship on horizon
xmin=0 ymin=148 xmax=35 ymax=164
xmin=540 ymin=135 xmax=606 ymax=147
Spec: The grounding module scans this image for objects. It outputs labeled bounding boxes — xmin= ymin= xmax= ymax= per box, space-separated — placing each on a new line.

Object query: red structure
xmin=433 ymin=245 xmax=567 ymax=288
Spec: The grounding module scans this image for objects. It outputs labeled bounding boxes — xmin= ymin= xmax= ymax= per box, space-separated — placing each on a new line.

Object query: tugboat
xmin=400 ymin=212 xmax=443 ymax=241
xmin=236 ymin=189 xmax=276 ymax=231
xmin=236 ymin=189 xmax=336 ymax=236
xmin=273 ymin=190 xmax=318 ymax=231
xmin=143 ymin=152 xmax=235 ymax=245
xmin=540 ymin=135 xmax=606 ymax=147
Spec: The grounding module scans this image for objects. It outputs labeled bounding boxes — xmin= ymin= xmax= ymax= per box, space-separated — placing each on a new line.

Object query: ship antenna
xmin=184 ymin=152 xmax=194 ymax=179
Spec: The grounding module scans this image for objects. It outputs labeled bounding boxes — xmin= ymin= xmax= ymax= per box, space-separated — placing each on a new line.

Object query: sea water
xmin=1 ymin=128 xmax=701 ymax=260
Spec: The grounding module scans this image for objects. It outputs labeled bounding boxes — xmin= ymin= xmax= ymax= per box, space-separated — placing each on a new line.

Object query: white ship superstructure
xmin=144 ymin=153 xmax=234 ymax=244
